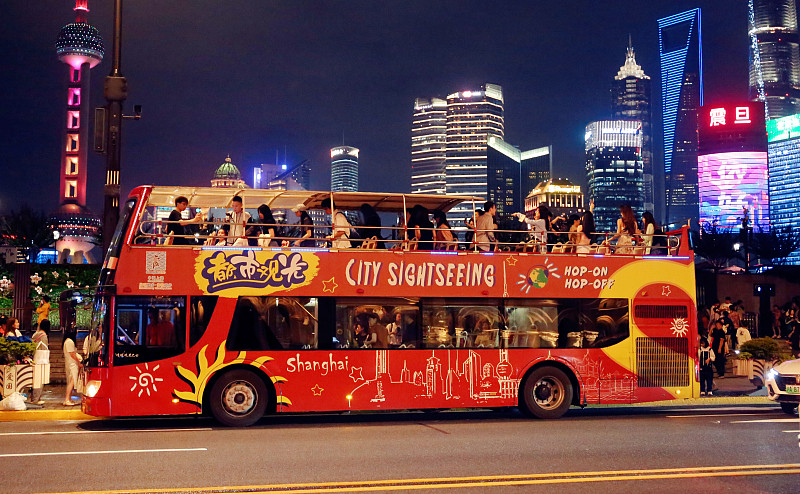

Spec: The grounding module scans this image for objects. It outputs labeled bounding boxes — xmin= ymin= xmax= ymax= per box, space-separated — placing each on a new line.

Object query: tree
xmin=753 ymin=227 xmax=800 ymax=266
xmin=0 ymin=206 xmax=53 ymax=262
xmin=693 ymin=223 xmax=737 ymax=274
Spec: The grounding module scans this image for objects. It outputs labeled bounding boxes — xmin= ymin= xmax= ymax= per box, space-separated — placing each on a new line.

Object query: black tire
xmin=520 ymin=366 xmax=573 ymax=419
xmin=208 ymin=369 xmax=269 ymax=427
xmin=780 ymin=402 xmax=798 ymax=415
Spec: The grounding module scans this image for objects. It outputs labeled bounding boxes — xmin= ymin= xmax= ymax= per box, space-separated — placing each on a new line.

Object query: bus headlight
xmin=85 ymin=380 xmax=102 ymax=398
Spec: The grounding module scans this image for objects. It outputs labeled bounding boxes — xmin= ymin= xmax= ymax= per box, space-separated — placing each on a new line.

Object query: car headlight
xmin=85 ymin=380 xmax=102 ymax=398
xmin=766 ymin=368 xmax=779 ymax=380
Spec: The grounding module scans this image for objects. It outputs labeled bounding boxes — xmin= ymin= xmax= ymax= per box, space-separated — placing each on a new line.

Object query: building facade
xmin=411 ymin=98 xmax=447 ymax=194
xmin=659 ymin=8 xmax=703 ymax=228
xmin=585 ymin=120 xmax=644 ymax=232
xmin=749 ymin=0 xmax=800 ymax=120
xmin=767 ymin=113 xmax=800 ymax=264
xmin=50 ymin=0 xmax=104 ymax=264
xmin=524 ymin=179 xmax=584 ymax=220
xmin=697 ymin=102 xmax=769 ymax=230
xmin=612 ymin=37 xmax=654 ymax=215
xmin=331 ymin=146 xmax=359 ymax=192
xmin=486 ymin=137 xmax=551 ymax=217
xmin=211 ymin=156 xmax=246 ymax=188
xmin=445 ymin=84 xmax=505 ymax=220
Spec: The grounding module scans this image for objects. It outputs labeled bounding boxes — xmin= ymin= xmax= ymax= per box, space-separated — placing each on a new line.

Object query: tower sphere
xmin=56 ymin=22 xmax=104 ymax=69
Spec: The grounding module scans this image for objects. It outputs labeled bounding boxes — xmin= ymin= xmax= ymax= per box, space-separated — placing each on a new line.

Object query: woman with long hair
xmin=247 ymin=204 xmax=277 ymax=247
xmin=606 ymin=204 xmax=640 ymax=254
xmin=63 ymin=328 xmax=82 ymax=406
xmin=576 ymin=202 xmax=596 ymax=254
xmin=407 ymin=204 xmax=434 ymax=250
xmin=357 ymin=203 xmax=384 ymax=249
xmin=3 ymin=317 xmax=21 ymax=337
xmin=432 ymin=210 xmax=454 ymax=250
xmin=514 ymin=204 xmax=552 ymax=252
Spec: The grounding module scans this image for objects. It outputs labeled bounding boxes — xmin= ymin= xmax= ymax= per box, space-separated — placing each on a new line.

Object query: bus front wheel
xmin=780 ymin=403 xmax=797 ymax=415
xmin=209 ymin=369 xmax=269 ymax=427
xmin=520 ymin=366 xmax=573 ymax=419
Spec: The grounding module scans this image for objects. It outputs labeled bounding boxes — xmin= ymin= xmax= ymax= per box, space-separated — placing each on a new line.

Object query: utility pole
xmin=741 ymin=207 xmax=751 ymax=272
xmin=101 ymin=0 xmax=125 ymax=254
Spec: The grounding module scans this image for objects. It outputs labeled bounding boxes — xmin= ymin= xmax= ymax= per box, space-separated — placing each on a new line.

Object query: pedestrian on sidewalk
xmin=736 ymin=321 xmax=752 ymax=350
xmin=699 ymin=338 xmax=715 ymax=396
xmin=63 ymin=328 xmax=82 ymax=406
xmin=711 ymin=320 xmax=727 ymax=378
xmin=31 ymin=319 xmax=50 ymax=405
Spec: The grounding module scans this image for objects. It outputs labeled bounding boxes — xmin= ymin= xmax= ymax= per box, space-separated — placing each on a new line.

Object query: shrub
xmin=739 ymin=338 xmax=782 ymax=361
xmin=0 ymin=337 xmax=36 ymax=366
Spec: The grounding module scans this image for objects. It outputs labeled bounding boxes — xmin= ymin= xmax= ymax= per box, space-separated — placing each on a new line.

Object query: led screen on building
xmin=698 ymin=151 xmax=769 ymax=229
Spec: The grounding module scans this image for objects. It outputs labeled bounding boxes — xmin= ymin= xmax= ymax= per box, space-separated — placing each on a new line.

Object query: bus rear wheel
xmin=520 ymin=366 xmax=573 ymax=419
xmin=209 ymin=369 xmax=269 ymax=427
xmin=780 ymin=403 xmax=798 ymax=415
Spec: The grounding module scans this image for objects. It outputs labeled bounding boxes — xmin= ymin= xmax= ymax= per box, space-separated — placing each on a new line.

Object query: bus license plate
xmin=786 ymin=385 xmax=800 ymax=394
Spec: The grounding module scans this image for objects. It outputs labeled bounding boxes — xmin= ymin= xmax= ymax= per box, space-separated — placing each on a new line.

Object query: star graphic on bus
xmin=311 ymin=384 xmax=324 ymax=396
xmin=129 ymin=363 xmax=164 ymax=398
xmin=323 ymin=277 xmax=338 ymax=293
xmin=349 ymin=367 xmax=364 ymax=382
xmin=661 ymin=285 xmax=671 ymax=297
xmin=505 ymin=256 xmax=518 ymax=266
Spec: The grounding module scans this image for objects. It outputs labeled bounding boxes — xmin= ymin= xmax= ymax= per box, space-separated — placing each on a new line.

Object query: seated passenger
xmin=473 ymin=319 xmax=496 ymax=347
xmin=432 ymin=210 xmax=454 ymax=250
xmin=368 ymin=314 xmax=388 ymax=348
xmin=146 ymin=308 xmax=175 ymax=347
xmin=407 ymin=205 xmax=434 ymax=250
xmin=292 ymin=204 xmax=315 ymax=247
xmin=354 ymin=321 xmax=370 ymax=348
xmin=357 ymin=203 xmax=385 ymax=249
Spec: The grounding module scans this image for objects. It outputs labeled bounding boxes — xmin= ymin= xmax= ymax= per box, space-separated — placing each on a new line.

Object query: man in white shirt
xmin=322 ymin=198 xmax=352 ymax=249
xmin=227 ymin=195 xmax=251 ymax=246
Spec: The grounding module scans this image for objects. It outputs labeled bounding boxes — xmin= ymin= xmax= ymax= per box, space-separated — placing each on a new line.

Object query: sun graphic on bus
xmin=670 ymin=317 xmax=689 ymax=337
xmin=516 ymin=259 xmax=561 ymax=294
xmin=129 ymin=363 xmax=164 ymax=398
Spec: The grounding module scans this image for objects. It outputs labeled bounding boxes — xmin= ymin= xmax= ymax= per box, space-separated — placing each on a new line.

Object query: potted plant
xmin=0 ymin=337 xmax=36 ymax=398
xmin=737 ymin=338 xmax=790 ymax=387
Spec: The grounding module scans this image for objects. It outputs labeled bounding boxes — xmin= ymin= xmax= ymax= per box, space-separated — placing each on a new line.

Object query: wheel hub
xmin=533 ymin=377 xmax=564 ymax=409
xmin=223 ymin=381 xmax=256 ymax=414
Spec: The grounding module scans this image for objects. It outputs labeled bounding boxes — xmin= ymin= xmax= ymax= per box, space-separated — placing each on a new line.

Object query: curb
xmin=0 ymin=409 xmax=96 ymax=422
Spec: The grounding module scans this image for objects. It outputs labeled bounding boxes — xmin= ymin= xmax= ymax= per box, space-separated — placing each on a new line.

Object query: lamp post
xmin=740 ymin=207 xmax=750 ymax=272
xmin=101 ymin=0 xmax=125 ymax=254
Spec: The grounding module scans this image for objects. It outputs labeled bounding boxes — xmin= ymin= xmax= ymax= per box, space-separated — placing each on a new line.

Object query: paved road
xmin=1 ymin=404 xmax=798 ymax=493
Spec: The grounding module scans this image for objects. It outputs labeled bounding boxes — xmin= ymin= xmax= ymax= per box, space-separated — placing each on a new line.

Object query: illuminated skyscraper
xmin=445 ymin=83 xmax=504 ymax=220
xmin=749 ymin=0 xmax=800 ymax=120
xmin=411 ymin=98 xmax=447 ymax=194
xmin=659 ymin=8 xmax=703 ymax=227
xmin=331 ymin=146 xmax=359 ymax=192
xmin=585 ymin=120 xmax=644 ymax=232
xmin=486 ymin=137 xmax=551 ymax=218
xmin=51 ymin=0 xmax=104 ymax=263
xmin=767 ymin=113 xmax=800 ymax=264
xmin=612 ymin=37 xmax=654 ymax=214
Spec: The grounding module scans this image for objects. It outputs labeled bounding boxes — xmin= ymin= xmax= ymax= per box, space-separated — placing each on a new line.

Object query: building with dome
xmin=211 ymin=155 xmax=247 ymax=188
xmin=51 ymin=0 xmax=104 ymax=264
xmin=524 ymin=178 xmax=585 ymax=220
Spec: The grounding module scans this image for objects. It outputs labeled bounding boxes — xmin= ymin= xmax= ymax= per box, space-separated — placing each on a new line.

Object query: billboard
xmin=698 ymin=151 xmax=769 ymax=229
xmin=767 ymin=113 xmax=800 ymax=143
xmin=698 ymin=102 xmax=767 ymax=155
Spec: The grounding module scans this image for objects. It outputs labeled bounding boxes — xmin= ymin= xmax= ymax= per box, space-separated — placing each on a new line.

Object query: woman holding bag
xmin=63 ymin=328 xmax=82 ymax=406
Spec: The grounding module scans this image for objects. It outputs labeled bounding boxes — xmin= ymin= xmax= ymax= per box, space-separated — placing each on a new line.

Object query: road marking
xmin=417 ymin=423 xmax=450 ymax=434
xmin=0 ymin=427 xmax=212 ymax=437
xmin=782 ymin=430 xmax=800 ymax=433
xmin=666 ymin=413 xmax=780 ymax=418
xmin=43 ymin=464 xmax=800 ymax=493
xmin=663 ymin=407 xmax=777 ymax=412
xmin=0 ymin=447 xmax=206 ymax=458
xmin=731 ymin=418 xmax=800 ymax=423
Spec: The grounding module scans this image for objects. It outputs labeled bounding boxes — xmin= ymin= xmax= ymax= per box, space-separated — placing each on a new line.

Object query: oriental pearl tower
xmin=51 ymin=0 xmax=104 ymax=264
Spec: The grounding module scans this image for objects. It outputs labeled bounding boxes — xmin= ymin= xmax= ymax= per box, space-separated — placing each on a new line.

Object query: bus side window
xmin=504 ymin=299 xmax=559 ymax=349
xmin=190 ymin=296 xmax=218 ymax=347
xmin=114 ymin=295 xmax=186 ymax=365
xmin=581 ymin=298 xmax=629 ymax=348
xmin=227 ymin=297 xmax=318 ymax=351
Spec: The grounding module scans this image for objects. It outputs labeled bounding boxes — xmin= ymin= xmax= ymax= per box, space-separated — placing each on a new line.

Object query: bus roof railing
xmin=143 ymin=186 xmax=484 ymax=213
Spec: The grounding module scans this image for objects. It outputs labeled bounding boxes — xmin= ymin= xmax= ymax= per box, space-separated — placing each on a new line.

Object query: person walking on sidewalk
xmin=63 ymin=328 xmax=82 ymax=406
xmin=699 ymin=338 xmax=715 ymax=396
xmin=711 ymin=320 xmax=727 ymax=378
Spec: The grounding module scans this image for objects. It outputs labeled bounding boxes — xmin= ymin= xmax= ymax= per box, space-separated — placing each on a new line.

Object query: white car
xmin=766 ymin=359 xmax=800 ymax=415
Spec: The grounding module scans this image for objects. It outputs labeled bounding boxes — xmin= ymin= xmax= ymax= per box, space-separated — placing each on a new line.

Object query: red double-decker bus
xmin=83 ymin=186 xmax=698 ymax=426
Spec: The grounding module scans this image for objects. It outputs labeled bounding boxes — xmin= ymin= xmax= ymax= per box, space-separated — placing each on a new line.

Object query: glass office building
xmin=486 ymin=137 xmax=552 ymax=218
xmin=585 ymin=120 xmax=644 ymax=232
xmin=445 ymin=83 xmax=505 ymax=221
xmin=331 ymin=146 xmax=359 ymax=192
xmin=767 ymin=114 xmax=800 ymax=264
xmin=411 ymin=97 xmax=447 ymax=194
xmin=749 ymin=0 xmax=800 ymax=120
xmin=659 ymin=8 xmax=703 ymax=227
xmin=612 ymin=38 xmax=654 ymax=215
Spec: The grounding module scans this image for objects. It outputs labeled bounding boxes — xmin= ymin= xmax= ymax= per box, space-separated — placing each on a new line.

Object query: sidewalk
xmin=0 ymin=372 xmax=775 ymax=422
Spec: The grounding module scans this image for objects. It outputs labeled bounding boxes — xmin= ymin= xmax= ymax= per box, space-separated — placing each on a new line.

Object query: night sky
xmin=3 ymin=1 xmax=748 ymax=216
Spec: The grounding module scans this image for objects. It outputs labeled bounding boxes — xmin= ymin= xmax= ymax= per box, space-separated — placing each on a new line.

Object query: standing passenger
xmin=292 ymin=204 xmax=315 ymax=247
xmin=475 ymin=201 xmax=496 ymax=252
xmin=408 ymin=205 xmax=434 ymax=250
xmin=432 ymin=210 xmax=454 ymax=250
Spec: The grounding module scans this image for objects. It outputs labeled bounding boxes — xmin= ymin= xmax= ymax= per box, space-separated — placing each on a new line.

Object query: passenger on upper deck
xmin=226 ymin=196 xmax=251 ymax=247
xmin=246 ymin=204 xmax=277 ymax=247
xmin=514 ymin=204 xmax=552 ymax=253
xmin=432 ymin=210 xmax=454 ymax=250
xmin=641 ymin=211 xmax=666 ymax=255
xmin=474 ymin=201 xmax=496 ymax=252
xmin=604 ymin=204 xmax=640 ymax=254
xmin=321 ymin=198 xmax=352 ymax=249
xmin=575 ymin=204 xmax=596 ymax=254
xmin=291 ymin=203 xmax=315 ymax=247
xmin=357 ymin=203 xmax=384 ymax=249
xmin=407 ymin=204 xmax=435 ymax=250
xmin=166 ymin=196 xmax=203 ymax=245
